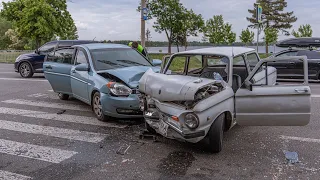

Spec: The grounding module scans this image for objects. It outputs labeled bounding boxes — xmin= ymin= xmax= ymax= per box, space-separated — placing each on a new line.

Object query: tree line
xmin=0 ymin=0 xmax=78 ymax=50
xmin=141 ymin=0 xmax=314 ymax=54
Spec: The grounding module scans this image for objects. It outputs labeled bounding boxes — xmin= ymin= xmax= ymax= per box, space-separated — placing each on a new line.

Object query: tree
xmin=264 ymin=27 xmax=278 ymax=51
xmin=247 ymin=0 xmax=297 ymax=53
xmin=146 ymin=28 xmax=152 ymax=48
xmin=139 ymin=0 xmax=192 ymax=54
xmin=1 ymin=0 xmax=78 ymax=48
xmin=172 ymin=9 xmax=204 ymax=51
xmin=204 ymin=15 xmax=236 ymax=45
xmin=292 ymin=24 xmax=313 ymax=38
xmin=0 ymin=16 xmax=12 ymax=49
xmin=240 ymin=28 xmax=255 ymax=46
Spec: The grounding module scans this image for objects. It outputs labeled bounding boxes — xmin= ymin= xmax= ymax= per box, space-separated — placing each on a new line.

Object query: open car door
xmin=235 ymin=56 xmax=311 ymax=126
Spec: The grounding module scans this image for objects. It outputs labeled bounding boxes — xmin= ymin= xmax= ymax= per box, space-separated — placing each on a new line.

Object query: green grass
xmin=0 ymin=51 xmax=33 ymax=63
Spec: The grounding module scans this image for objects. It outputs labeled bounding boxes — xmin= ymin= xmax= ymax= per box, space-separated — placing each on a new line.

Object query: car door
xmin=70 ymin=48 xmax=90 ymax=103
xmin=270 ymin=50 xmax=298 ymax=79
xmin=295 ymin=50 xmax=320 ymax=80
xmin=43 ymin=48 xmax=75 ymax=94
xmin=34 ymin=41 xmax=58 ymax=70
xmin=235 ymin=56 xmax=311 ymax=126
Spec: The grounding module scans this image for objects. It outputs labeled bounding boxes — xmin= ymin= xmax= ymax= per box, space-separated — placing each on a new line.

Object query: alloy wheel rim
xmin=93 ymin=96 xmax=103 ymax=117
xmin=20 ymin=64 xmax=30 ymax=77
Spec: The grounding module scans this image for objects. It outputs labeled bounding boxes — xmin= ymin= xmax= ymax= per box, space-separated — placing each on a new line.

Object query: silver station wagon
xmin=138 ymin=47 xmax=311 ymax=153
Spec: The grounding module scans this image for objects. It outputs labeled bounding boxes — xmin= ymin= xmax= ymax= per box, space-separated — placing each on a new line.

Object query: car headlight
xmin=107 ymin=82 xmax=132 ymax=96
xmin=184 ymin=113 xmax=199 ymax=129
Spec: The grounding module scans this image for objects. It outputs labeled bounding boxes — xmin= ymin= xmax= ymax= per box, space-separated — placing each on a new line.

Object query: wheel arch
xmin=90 ymin=89 xmax=100 ymax=106
xmin=18 ymin=60 xmax=34 ymax=72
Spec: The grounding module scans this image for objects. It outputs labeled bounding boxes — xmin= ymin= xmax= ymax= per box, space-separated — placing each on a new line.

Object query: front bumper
xmin=144 ymin=111 xmax=205 ymax=143
xmin=100 ymin=92 xmax=143 ymax=119
xmin=14 ymin=62 xmax=19 ymax=72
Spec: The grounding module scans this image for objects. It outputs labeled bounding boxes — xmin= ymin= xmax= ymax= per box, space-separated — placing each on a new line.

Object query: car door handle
xmin=71 ymin=70 xmax=76 ymax=73
xmin=289 ymin=62 xmax=295 ymax=65
xmin=295 ymin=88 xmax=309 ymax=93
xmin=45 ymin=65 xmax=52 ymax=69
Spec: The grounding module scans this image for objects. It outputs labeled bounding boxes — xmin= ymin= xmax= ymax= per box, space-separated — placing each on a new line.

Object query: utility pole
xmin=141 ymin=0 xmax=146 ymax=47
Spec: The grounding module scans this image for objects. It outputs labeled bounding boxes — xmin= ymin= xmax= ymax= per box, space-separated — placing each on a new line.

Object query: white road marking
xmin=280 ymin=135 xmax=320 ymax=143
xmin=0 ymin=78 xmax=46 ymax=82
xmin=0 ymin=107 xmax=127 ymax=128
xmin=27 ymin=93 xmax=57 ymax=99
xmin=311 ymin=95 xmax=320 ymax=98
xmin=0 ymin=72 xmax=16 ymax=74
xmin=0 ymin=139 xmax=77 ymax=163
xmin=0 ymin=120 xmax=107 ymax=143
xmin=48 ymin=90 xmax=54 ymax=92
xmin=2 ymin=99 xmax=91 ymax=112
xmin=0 ymin=170 xmax=32 ymax=180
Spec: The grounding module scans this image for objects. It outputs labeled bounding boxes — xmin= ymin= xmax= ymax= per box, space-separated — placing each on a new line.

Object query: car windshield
xmin=91 ymin=48 xmax=152 ymax=71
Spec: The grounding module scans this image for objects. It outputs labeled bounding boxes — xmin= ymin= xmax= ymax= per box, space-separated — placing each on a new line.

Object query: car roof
xmin=76 ymin=43 xmax=129 ymax=50
xmin=175 ymin=47 xmax=256 ymax=57
xmin=50 ymin=40 xmax=98 ymax=43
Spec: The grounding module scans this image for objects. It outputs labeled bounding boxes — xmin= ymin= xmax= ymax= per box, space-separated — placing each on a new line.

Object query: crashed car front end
xmin=139 ymin=69 xmax=234 ymax=143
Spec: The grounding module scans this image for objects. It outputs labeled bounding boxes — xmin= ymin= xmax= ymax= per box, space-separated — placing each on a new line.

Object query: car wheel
xmin=19 ymin=62 xmax=34 ymax=78
xmin=204 ymin=113 xmax=225 ymax=153
xmin=58 ymin=93 xmax=69 ymax=100
xmin=92 ymin=92 xmax=108 ymax=121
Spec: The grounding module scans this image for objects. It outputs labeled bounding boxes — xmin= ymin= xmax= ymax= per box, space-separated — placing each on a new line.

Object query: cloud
xmin=2 ymin=0 xmax=320 ymax=42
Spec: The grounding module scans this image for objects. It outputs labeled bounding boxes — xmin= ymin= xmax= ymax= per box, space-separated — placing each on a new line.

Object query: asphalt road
xmin=1 ymin=63 xmax=320 ymax=180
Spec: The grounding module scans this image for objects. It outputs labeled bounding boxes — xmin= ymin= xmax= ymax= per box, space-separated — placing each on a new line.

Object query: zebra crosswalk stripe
xmin=0 ymin=139 xmax=77 ymax=163
xmin=2 ymin=99 xmax=91 ymax=112
xmin=0 ymin=170 xmax=32 ymax=180
xmin=0 ymin=120 xmax=107 ymax=143
xmin=0 ymin=107 xmax=127 ymax=128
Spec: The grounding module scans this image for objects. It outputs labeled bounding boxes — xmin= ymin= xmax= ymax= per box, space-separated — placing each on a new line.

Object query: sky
xmin=2 ymin=0 xmax=320 ymax=42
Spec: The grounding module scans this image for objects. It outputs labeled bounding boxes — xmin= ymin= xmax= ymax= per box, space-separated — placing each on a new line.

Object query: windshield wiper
xmin=117 ymin=60 xmax=147 ymax=66
xmin=97 ymin=60 xmax=127 ymax=67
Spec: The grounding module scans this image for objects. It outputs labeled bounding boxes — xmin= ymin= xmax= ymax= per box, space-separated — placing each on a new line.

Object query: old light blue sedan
xmin=43 ymin=43 xmax=160 ymax=121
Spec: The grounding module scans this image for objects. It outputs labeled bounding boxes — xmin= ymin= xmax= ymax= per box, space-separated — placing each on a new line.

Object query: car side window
xmin=38 ymin=42 xmax=57 ymax=55
xmin=297 ymin=50 xmax=320 ymax=59
xmin=246 ymin=53 xmax=259 ymax=70
xmin=52 ymin=48 xmax=74 ymax=64
xmin=75 ymin=49 xmax=88 ymax=65
xmin=166 ymin=56 xmax=186 ymax=75
xmin=276 ymin=51 xmax=298 ymax=57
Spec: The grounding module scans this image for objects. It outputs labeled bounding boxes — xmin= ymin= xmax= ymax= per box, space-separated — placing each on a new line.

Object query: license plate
xmin=158 ymin=119 xmax=168 ymax=137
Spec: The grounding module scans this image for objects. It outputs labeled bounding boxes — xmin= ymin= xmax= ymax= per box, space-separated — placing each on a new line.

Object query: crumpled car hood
xmin=97 ymin=66 xmax=160 ymax=88
xmin=139 ymin=69 xmax=221 ymax=102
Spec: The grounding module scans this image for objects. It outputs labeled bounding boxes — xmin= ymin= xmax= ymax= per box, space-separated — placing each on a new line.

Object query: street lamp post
xmin=255 ymin=3 xmax=262 ymax=53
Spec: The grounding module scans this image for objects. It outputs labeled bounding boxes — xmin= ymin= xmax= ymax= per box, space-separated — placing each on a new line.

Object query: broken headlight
xmin=107 ymin=82 xmax=132 ymax=96
xmin=185 ymin=113 xmax=199 ymax=129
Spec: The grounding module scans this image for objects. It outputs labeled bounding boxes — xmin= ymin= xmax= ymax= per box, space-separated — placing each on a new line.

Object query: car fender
xmin=88 ymin=73 xmax=111 ymax=104
xmin=17 ymin=60 xmax=35 ymax=72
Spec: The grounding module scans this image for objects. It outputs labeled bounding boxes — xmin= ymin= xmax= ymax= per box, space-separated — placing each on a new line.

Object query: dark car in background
xmin=267 ymin=37 xmax=320 ymax=81
xmin=14 ymin=40 xmax=99 ymax=78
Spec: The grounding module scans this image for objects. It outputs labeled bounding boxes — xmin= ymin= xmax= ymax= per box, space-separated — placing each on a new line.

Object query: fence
xmin=0 ymin=50 xmax=34 ymax=63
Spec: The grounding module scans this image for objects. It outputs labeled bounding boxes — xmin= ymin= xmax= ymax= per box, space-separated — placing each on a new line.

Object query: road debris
xmin=116 ymin=144 xmax=131 ymax=155
xmin=285 ymin=151 xmax=299 ymax=164
xmin=57 ymin=110 xmax=66 ymax=115
xmin=139 ymin=129 xmax=157 ymax=142
xmin=122 ymin=159 xmax=135 ymax=163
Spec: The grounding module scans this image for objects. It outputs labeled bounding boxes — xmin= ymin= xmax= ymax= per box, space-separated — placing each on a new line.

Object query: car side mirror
xmin=152 ymin=59 xmax=162 ymax=66
xmin=35 ymin=49 xmax=39 ymax=54
xmin=75 ymin=64 xmax=89 ymax=71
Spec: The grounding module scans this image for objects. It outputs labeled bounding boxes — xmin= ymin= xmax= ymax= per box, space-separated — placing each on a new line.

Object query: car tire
xmin=58 ymin=93 xmax=69 ymax=100
xmin=204 ymin=113 xmax=225 ymax=153
xmin=92 ymin=92 xmax=109 ymax=121
xmin=19 ymin=62 xmax=34 ymax=78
